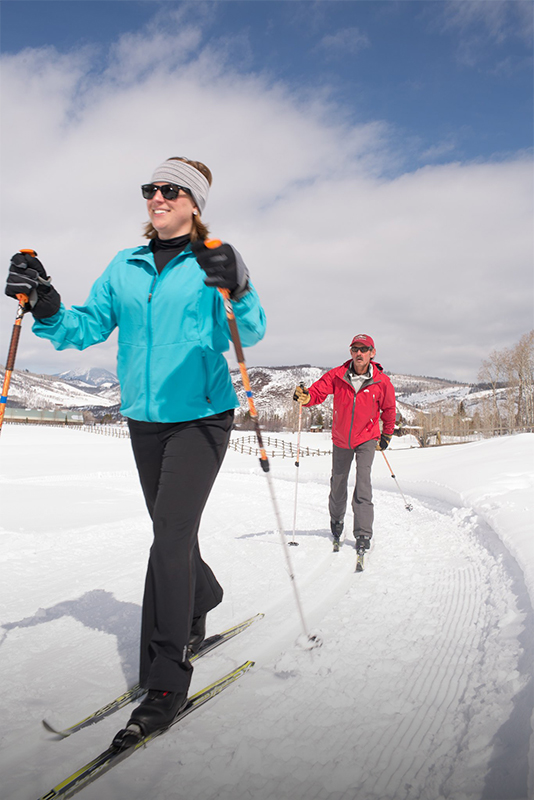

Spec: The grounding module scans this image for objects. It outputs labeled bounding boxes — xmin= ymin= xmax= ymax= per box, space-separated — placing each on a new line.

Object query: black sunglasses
xmin=141 ymin=183 xmax=192 ymax=200
xmin=351 ymin=345 xmax=371 ymax=353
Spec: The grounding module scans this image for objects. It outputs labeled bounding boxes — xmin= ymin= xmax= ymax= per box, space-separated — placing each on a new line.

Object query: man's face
xmin=350 ymin=344 xmax=376 ymax=374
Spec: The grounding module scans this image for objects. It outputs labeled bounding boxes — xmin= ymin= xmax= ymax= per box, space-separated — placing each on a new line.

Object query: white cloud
xmin=436 ymin=0 xmax=533 ymax=67
xmin=317 ymin=26 xmax=370 ymax=57
xmin=0 ymin=18 xmax=532 ymax=384
xmin=419 ymin=139 xmax=457 ymax=162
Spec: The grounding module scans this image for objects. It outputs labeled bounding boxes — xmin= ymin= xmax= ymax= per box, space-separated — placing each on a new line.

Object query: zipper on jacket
xmin=347 ymin=393 xmax=357 ymax=448
xmin=145 ymin=275 xmax=157 ymax=419
xmin=344 ymin=368 xmax=376 ymax=449
xmin=341 ymin=369 xmax=357 ymax=448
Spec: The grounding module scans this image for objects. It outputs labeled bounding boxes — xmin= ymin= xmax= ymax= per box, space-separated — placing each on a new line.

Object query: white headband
xmin=150 ymin=159 xmax=210 ymax=214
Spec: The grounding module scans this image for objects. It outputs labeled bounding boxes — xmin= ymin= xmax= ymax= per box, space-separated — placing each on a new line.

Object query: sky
xmin=0 ymin=0 xmax=532 ymax=382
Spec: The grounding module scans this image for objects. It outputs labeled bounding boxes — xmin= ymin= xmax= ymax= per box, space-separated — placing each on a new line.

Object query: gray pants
xmin=328 ymin=439 xmax=376 ymax=537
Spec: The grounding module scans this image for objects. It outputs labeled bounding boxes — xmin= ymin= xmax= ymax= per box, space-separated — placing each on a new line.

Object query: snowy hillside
xmin=395 ymin=383 xmax=472 ymax=409
xmin=230 ymin=365 xmax=330 ymax=422
xmin=0 ymin=367 xmax=119 ymax=411
xmin=389 ymin=373 xmax=470 ymax=394
xmin=229 ymin=367 xmax=507 ymax=431
xmin=0 ymin=427 xmax=532 ymax=800
xmin=1 ymin=363 xmax=502 ymax=424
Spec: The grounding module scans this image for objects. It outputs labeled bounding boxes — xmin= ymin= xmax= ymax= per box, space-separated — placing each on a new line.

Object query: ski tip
xmin=42 ymin=718 xmax=69 ymax=738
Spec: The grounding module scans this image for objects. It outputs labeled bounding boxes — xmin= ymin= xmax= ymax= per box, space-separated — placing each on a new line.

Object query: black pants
xmin=128 ymin=411 xmax=234 ymax=693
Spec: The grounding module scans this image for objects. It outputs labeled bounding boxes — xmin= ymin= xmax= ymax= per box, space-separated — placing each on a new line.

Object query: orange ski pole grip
xmin=15 ymin=248 xmax=37 ymax=306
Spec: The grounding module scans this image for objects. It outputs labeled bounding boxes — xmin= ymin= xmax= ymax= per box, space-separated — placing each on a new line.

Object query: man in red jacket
xmin=294 ymin=334 xmax=396 ymax=551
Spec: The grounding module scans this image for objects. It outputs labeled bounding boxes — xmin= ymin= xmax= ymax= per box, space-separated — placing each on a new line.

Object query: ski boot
xmin=331 ymin=520 xmax=343 ymax=552
xmin=355 ymin=535 xmax=371 ymax=572
xmin=112 ymin=688 xmax=188 ymax=751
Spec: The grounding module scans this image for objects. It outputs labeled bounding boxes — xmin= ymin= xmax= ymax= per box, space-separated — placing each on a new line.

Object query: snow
xmin=1 ymin=368 xmax=119 ymax=410
xmin=0 ymin=425 xmax=532 ymax=800
xmin=55 ymin=367 xmax=118 ymax=387
xmin=395 ymin=384 xmax=472 ymax=408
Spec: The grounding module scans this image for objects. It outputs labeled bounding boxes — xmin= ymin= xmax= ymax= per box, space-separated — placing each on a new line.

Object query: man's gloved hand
xmin=5 ymin=252 xmax=61 ymax=319
xmin=376 ymin=433 xmax=392 ymax=451
xmin=293 ymin=384 xmax=310 ymax=405
xmin=191 ymin=240 xmax=249 ymax=299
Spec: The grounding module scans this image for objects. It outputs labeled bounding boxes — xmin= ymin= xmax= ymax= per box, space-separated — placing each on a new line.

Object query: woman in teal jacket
xmin=5 ymin=156 xmax=266 ymax=747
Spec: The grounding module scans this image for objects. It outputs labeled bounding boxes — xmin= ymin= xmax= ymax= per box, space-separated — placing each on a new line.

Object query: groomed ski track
xmin=0 ymin=427 xmax=532 ymax=800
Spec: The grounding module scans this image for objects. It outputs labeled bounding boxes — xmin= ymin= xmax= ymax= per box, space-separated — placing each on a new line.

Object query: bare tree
xmin=511 ymin=330 xmax=534 ymax=427
xmin=477 ymin=330 xmax=534 ymax=435
xmin=478 ymin=352 xmax=505 ymax=435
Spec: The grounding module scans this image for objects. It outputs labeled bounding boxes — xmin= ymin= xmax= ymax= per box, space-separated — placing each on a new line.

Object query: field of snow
xmin=0 ymin=425 xmax=532 ymax=800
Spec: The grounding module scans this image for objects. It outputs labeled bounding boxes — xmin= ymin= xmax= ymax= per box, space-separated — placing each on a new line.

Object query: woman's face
xmin=147 ymin=183 xmax=198 ymax=240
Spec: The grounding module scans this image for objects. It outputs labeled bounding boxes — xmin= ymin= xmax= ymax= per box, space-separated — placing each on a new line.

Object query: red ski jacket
xmin=306 ymin=360 xmax=396 ymax=450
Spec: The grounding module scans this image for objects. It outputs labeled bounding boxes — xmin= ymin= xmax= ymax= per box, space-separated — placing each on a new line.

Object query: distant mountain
xmin=1 ymin=363 xmax=495 ymax=424
xmin=0 ymin=366 xmax=120 ymax=413
xmin=56 ymin=367 xmax=119 ymax=388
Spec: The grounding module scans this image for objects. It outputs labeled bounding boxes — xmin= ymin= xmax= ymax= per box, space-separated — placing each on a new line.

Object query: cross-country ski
xmin=42 ymin=614 xmax=263 ymax=738
xmin=37 ymin=661 xmax=254 ymax=800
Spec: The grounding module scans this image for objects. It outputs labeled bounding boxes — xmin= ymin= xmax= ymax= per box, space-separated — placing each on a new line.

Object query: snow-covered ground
xmin=0 ymin=426 xmax=532 ymax=800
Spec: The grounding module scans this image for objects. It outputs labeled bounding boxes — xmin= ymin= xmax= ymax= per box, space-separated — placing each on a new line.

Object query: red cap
xmin=350 ymin=334 xmax=375 ymax=349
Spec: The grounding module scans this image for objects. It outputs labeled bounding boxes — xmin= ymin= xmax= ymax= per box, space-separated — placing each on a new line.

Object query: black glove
xmin=377 ymin=433 xmax=392 ymax=451
xmin=191 ymin=241 xmax=249 ymax=299
xmin=5 ymin=252 xmax=61 ymax=319
xmin=293 ymin=384 xmax=310 ymax=405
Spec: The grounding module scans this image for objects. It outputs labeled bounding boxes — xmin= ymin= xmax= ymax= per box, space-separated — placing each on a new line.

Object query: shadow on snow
xmin=1 ymin=589 xmax=140 ymax=685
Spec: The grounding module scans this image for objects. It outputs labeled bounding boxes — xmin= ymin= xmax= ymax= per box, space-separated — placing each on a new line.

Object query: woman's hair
xmin=143 ymin=157 xmax=213 ymax=242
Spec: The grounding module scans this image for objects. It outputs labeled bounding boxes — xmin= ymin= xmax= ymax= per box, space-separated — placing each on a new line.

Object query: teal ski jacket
xmin=32 ymin=245 xmax=266 ymax=423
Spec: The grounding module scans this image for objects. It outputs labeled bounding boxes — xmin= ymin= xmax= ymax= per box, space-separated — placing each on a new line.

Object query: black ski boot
xmin=355 ymin=535 xmax=371 ymax=572
xmin=355 ymin=535 xmax=371 ymax=552
xmin=188 ymin=613 xmax=207 ymax=656
xmin=331 ymin=520 xmax=343 ymax=552
xmin=112 ymin=688 xmax=188 ymax=751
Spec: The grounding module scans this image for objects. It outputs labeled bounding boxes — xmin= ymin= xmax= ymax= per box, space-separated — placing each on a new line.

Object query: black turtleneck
xmin=150 ymin=234 xmax=191 ymax=274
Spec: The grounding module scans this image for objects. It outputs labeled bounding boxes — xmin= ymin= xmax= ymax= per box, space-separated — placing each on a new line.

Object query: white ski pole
xmin=289 ymin=400 xmax=303 ymax=546
xmin=381 ymin=450 xmax=413 ymax=511
xmin=204 ymin=240 xmax=320 ymax=647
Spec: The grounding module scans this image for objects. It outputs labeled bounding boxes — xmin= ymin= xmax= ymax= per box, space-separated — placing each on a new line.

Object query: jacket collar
xmin=341 ymin=359 xmax=383 ymax=385
xmin=128 ymin=243 xmax=194 ymax=269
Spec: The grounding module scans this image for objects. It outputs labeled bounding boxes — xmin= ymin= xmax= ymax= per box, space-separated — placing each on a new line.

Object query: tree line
xmin=476 ymin=330 xmax=534 ymax=436
xmin=407 ymin=330 xmax=534 ymax=444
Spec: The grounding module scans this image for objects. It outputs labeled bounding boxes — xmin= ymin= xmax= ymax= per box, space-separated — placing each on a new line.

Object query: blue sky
xmin=1 ymin=1 xmax=533 ymax=381
xmin=2 ymin=1 xmax=532 ymax=166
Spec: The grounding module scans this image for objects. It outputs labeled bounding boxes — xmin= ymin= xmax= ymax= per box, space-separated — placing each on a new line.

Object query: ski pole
xmin=381 ymin=450 xmax=413 ymax=511
xmin=205 ymin=240 xmax=318 ymax=647
xmin=0 ymin=248 xmax=37 ymax=436
xmin=289 ymin=393 xmax=304 ymax=546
